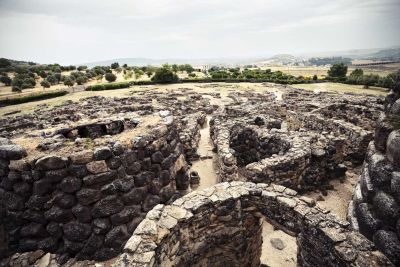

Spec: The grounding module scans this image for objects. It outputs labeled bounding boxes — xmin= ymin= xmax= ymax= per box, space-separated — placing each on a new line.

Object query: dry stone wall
xmin=5 ymin=182 xmax=392 ymax=266
xmin=0 ymin=122 xmax=189 ymax=262
xmin=349 ymin=94 xmax=400 ymax=265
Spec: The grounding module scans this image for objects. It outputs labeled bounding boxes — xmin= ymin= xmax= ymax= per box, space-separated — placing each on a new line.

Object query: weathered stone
xmin=60 ymin=176 xmax=82 ymax=193
xmin=104 ymin=225 xmax=129 ymax=248
xmin=373 ymin=191 xmax=399 ymax=224
xmin=93 ymin=147 xmax=112 ymax=160
xmin=373 ymin=230 xmax=400 ymax=266
xmin=0 ymin=144 xmax=27 ymax=160
xmin=72 ymin=205 xmax=92 ymax=223
xmin=83 ymin=170 xmax=117 ymax=186
xmin=76 ymin=188 xmax=101 ymax=205
xmin=20 ymin=222 xmax=47 ymax=238
xmin=90 ymin=218 xmax=109 ymax=236
xmin=270 ymin=238 xmax=285 ymax=250
xmin=110 ymin=206 xmax=141 ymax=225
xmin=35 ymin=155 xmax=68 ymax=171
xmin=92 ymin=195 xmax=124 ymax=218
xmin=69 ymin=150 xmax=93 ymax=164
xmin=44 ymin=206 xmax=73 ymax=222
xmin=387 ymin=130 xmax=400 ymax=169
xmin=86 ymin=160 xmax=108 ymax=174
xmin=63 ymin=222 xmax=92 ymax=242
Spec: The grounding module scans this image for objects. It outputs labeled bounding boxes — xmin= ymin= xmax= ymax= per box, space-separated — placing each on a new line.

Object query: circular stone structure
xmin=110 ymin=182 xmax=391 ymax=267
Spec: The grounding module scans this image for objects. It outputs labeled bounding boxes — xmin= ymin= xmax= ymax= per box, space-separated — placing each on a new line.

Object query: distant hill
xmin=80 ymin=57 xmax=263 ymax=68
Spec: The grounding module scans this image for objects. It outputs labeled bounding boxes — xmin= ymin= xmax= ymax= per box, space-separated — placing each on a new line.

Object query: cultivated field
xmin=267 ymin=63 xmax=400 ymax=78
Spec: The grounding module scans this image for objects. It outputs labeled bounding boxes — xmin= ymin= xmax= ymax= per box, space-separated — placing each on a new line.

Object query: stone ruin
xmin=0 ymin=84 xmax=397 ymax=266
xmin=348 ymin=91 xmax=400 ymax=265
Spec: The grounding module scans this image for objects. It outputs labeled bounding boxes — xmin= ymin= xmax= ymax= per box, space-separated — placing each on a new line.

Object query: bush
xmin=0 ymin=75 xmax=12 ymax=86
xmin=40 ymin=80 xmax=51 ymax=89
xmin=151 ymin=67 xmax=179 ymax=83
xmin=0 ymin=90 xmax=68 ymax=107
xmin=63 ymin=77 xmax=75 ymax=87
xmin=327 ymin=63 xmax=348 ymax=78
xmin=312 ymin=75 xmax=318 ymax=81
xmin=105 ymin=73 xmax=117 ymax=82
xmin=111 ymin=62 xmax=119 ymax=69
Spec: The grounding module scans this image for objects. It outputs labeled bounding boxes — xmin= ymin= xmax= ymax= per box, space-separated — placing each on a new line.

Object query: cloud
xmin=0 ymin=0 xmax=399 ymax=64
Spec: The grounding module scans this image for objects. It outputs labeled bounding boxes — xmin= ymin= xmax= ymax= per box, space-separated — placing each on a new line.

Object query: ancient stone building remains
xmin=0 ymin=85 xmax=396 ymax=266
xmin=349 ymin=93 xmax=400 ymax=265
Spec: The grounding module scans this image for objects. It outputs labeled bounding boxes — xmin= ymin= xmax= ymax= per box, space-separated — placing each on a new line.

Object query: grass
xmin=292 ymin=82 xmax=388 ymax=96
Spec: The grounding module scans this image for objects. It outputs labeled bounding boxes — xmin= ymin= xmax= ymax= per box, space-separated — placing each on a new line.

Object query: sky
xmin=0 ymin=0 xmax=399 ymax=65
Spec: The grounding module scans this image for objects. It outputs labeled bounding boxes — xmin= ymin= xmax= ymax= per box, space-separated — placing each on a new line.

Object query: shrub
xmin=0 ymin=90 xmax=68 ymax=107
xmin=105 ymin=73 xmax=117 ymax=82
xmin=111 ymin=62 xmax=119 ymax=69
xmin=151 ymin=67 xmax=179 ymax=83
xmin=40 ymin=80 xmax=51 ymax=89
xmin=0 ymin=75 xmax=12 ymax=86
xmin=63 ymin=77 xmax=75 ymax=87
xmin=327 ymin=63 xmax=348 ymax=78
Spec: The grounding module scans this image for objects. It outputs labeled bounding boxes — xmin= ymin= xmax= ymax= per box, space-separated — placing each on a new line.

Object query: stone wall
xmin=287 ymin=111 xmax=373 ymax=163
xmin=5 ymin=182 xmax=391 ymax=266
xmin=348 ymin=96 xmax=400 ymax=265
xmin=0 ymin=122 xmax=188 ymax=262
xmin=105 ymin=182 xmax=391 ymax=267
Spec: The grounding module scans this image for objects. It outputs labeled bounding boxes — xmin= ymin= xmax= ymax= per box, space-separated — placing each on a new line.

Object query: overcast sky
xmin=0 ymin=0 xmax=399 ymax=65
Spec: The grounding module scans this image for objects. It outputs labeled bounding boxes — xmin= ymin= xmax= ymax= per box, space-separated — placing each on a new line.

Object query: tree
xmin=151 ymin=66 xmax=179 ymax=83
xmin=111 ymin=62 xmax=119 ymax=69
xmin=0 ymin=75 xmax=12 ymax=86
xmin=40 ymin=80 xmax=51 ymax=90
xmin=77 ymin=65 xmax=87 ymax=71
xmin=327 ymin=63 xmax=348 ymax=78
xmin=46 ymin=75 xmax=58 ymax=85
xmin=362 ymin=74 xmax=379 ymax=89
xmin=64 ymin=77 xmax=75 ymax=87
xmin=105 ymin=73 xmax=117 ymax=82
xmin=76 ymin=75 xmax=88 ymax=85
xmin=312 ymin=74 xmax=318 ymax=81
xmin=0 ymin=58 xmax=11 ymax=68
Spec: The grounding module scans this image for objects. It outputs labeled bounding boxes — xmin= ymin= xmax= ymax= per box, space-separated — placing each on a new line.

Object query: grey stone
xmin=63 ymin=222 xmax=92 ymax=242
xmin=60 ymin=176 xmax=82 ymax=193
xmin=373 ymin=230 xmax=400 ymax=266
xmin=387 ymin=130 xmax=400 ymax=169
xmin=93 ymin=147 xmax=112 ymax=160
xmin=76 ymin=188 xmax=101 ymax=205
xmin=35 ymin=155 xmax=68 ymax=171
xmin=104 ymin=225 xmax=129 ymax=248
xmin=0 ymin=144 xmax=27 ymax=160
xmin=92 ymin=195 xmax=124 ymax=218
xmin=270 ymin=238 xmax=285 ymax=250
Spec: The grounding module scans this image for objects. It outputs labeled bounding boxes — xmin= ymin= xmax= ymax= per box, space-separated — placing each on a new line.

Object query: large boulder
xmin=368 ymin=154 xmax=393 ymax=186
xmin=356 ymin=203 xmax=381 ymax=240
xmin=373 ymin=191 xmax=400 ymax=225
xmin=374 ymin=114 xmax=394 ymax=152
xmin=387 ymin=130 xmax=400 ymax=169
xmin=373 ymin=230 xmax=400 ymax=266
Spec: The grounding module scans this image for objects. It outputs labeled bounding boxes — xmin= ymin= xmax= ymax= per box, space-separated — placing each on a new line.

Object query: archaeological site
xmin=0 ymin=81 xmax=399 ymax=266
